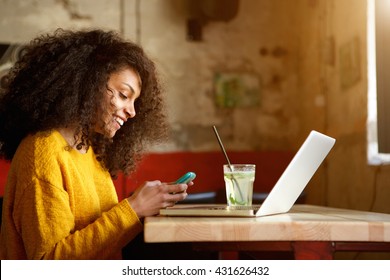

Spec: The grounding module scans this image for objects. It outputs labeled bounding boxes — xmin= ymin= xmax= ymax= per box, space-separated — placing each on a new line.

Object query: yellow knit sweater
xmin=0 ymin=130 xmax=143 ymax=259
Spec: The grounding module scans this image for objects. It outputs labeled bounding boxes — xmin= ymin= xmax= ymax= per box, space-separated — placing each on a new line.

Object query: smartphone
xmin=175 ymin=172 xmax=196 ymax=184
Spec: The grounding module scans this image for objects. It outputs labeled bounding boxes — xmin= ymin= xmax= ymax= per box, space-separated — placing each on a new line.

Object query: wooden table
xmin=144 ymin=204 xmax=390 ymax=259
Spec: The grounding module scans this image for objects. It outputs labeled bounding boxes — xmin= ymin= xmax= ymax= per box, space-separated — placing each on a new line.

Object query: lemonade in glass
xmin=223 ymin=164 xmax=255 ymax=206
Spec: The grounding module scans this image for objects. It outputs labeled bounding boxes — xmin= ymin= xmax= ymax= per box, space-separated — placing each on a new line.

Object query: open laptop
xmin=159 ymin=130 xmax=336 ymax=217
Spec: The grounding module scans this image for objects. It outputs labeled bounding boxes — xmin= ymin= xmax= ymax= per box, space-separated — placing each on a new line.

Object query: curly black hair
xmin=0 ymin=28 xmax=168 ymax=178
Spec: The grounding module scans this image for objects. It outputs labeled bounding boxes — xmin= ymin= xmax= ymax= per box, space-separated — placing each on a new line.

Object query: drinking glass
xmin=223 ymin=164 xmax=255 ymax=206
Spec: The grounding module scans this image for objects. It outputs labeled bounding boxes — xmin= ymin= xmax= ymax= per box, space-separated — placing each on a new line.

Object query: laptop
xmin=159 ymin=130 xmax=336 ymax=217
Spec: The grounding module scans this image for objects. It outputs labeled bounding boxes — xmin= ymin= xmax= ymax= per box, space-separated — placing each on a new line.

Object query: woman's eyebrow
xmin=123 ymin=82 xmax=135 ymax=94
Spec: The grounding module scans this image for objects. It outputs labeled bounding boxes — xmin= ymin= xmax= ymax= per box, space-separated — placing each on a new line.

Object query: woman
xmin=0 ymin=29 xmax=190 ymax=259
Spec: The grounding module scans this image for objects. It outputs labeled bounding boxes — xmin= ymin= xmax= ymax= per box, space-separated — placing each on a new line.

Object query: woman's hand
xmin=126 ymin=180 xmax=193 ymax=218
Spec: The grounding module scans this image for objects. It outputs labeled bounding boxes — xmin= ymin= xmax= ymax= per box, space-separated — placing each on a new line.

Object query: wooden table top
xmin=144 ymin=204 xmax=390 ymax=243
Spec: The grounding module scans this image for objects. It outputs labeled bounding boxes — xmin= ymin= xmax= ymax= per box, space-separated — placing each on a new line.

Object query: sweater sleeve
xmin=14 ymin=178 xmax=143 ymax=260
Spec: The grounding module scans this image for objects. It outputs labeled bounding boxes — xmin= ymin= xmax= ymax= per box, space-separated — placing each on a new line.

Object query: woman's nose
xmin=125 ymin=105 xmax=136 ymax=119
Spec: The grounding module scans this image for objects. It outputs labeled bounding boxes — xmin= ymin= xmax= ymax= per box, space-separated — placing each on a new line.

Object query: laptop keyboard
xmin=228 ymin=205 xmax=261 ymax=210
xmin=204 ymin=205 xmax=260 ymax=211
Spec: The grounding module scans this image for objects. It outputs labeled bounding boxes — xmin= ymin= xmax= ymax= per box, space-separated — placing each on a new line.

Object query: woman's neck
xmin=57 ymin=126 xmax=88 ymax=154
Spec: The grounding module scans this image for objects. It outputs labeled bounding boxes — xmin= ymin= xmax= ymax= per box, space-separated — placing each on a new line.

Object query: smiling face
xmin=95 ymin=67 xmax=141 ymax=138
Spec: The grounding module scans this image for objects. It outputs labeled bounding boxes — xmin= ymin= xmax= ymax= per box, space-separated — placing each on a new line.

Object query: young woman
xmin=0 ymin=29 xmax=191 ymax=259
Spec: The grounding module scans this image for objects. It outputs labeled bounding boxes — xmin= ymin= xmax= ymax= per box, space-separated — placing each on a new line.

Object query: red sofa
xmin=0 ymin=160 xmax=10 ymax=196
xmin=114 ymin=151 xmax=295 ymax=202
xmin=1 ymin=151 xmax=295 ymax=202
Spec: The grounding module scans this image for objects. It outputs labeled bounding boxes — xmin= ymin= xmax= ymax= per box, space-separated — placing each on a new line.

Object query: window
xmin=367 ymin=0 xmax=390 ymax=164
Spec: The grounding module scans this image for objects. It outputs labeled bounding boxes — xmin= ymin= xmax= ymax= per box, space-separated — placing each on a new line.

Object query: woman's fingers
xmin=127 ymin=180 xmax=190 ymax=218
xmin=163 ymin=182 xmax=188 ymax=195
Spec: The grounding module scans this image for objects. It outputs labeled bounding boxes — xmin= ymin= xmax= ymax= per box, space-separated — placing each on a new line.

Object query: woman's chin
xmin=94 ymin=128 xmax=117 ymax=139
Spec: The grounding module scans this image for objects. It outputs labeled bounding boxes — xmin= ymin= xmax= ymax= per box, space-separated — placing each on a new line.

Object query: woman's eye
xmin=119 ymin=92 xmax=128 ymax=99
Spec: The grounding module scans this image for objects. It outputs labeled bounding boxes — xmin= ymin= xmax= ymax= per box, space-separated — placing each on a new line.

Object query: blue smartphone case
xmin=175 ymin=172 xmax=196 ymax=184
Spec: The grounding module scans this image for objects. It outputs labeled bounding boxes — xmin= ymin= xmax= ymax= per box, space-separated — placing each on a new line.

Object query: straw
xmin=212 ymin=125 xmax=244 ymax=204
xmin=212 ymin=126 xmax=233 ymax=171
